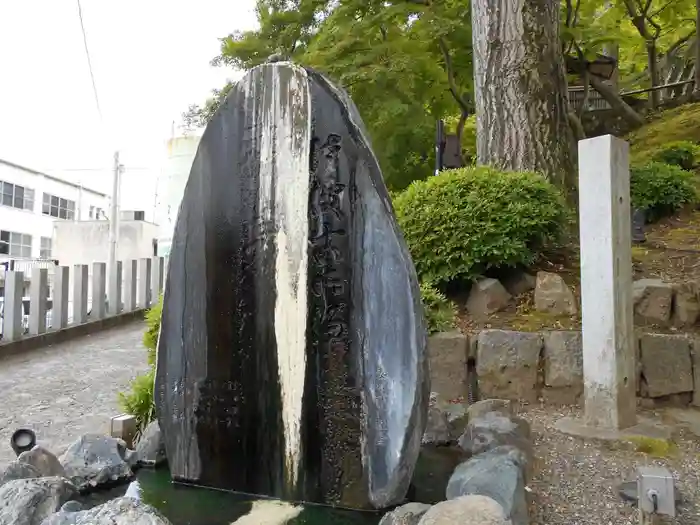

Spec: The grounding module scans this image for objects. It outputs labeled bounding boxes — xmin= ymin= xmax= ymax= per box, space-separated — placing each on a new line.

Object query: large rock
xmin=0 ymin=460 xmax=41 ymax=487
xmin=458 ymin=412 xmax=533 ymax=477
xmin=542 ymin=331 xmax=583 ymax=405
xmin=476 ymin=330 xmax=542 ymax=403
xmin=0 ymin=477 xmax=76 ymax=525
xmin=427 ymin=331 xmax=468 ymax=402
xmin=692 ymin=338 xmax=700 ymax=408
xmin=672 ymin=282 xmax=700 ymax=327
xmin=154 ymin=61 xmax=429 ymax=510
xmin=379 ymin=503 xmax=431 ymax=525
xmin=633 ymin=279 xmax=673 ymax=326
xmin=466 ymin=278 xmax=511 ymax=318
xmin=533 ymin=271 xmax=576 ymax=315
xmin=18 ymin=446 xmax=66 ymax=478
xmin=500 ymin=271 xmax=536 ymax=297
xmin=467 ymin=399 xmax=514 ymax=420
xmin=417 ymin=495 xmax=511 ymax=525
xmin=423 ymin=404 xmax=451 ymax=446
xmin=446 ymin=447 xmax=528 ymax=525
xmin=59 ymin=434 xmax=134 ymax=491
xmin=40 ymin=497 xmax=171 ymax=525
xmin=135 ymin=421 xmax=166 ymax=467
xmin=639 ymin=333 xmax=693 ymax=397
xmin=422 ymin=394 xmax=469 ymax=446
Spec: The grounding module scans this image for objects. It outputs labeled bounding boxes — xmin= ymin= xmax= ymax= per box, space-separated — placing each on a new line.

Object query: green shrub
xmin=630 ymin=162 xmax=697 ymax=221
xmin=395 ymin=167 xmax=567 ymax=285
xmin=118 ymin=296 xmax=162 ymax=438
xmin=118 ymin=369 xmax=155 ymax=440
xmin=420 ymin=282 xmax=457 ymax=334
xmin=651 ymin=141 xmax=700 ymax=170
xmin=142 ymin=295 xmax=163 ymax=366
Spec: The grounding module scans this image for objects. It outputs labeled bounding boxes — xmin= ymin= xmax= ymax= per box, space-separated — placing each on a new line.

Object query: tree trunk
xmin=647 ymin=41 xmax=660 ymax=107
xmin=696 ymin=0 xmax=700 ymax=94
xmin=471 ymin=0 xmax=576 ymax=193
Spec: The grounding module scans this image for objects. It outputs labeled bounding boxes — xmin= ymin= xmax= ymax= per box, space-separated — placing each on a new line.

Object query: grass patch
xmin=626 ymin=436 xmax=678 ymax=458
xmin=627 ymin=103 xmax=700 ymax=165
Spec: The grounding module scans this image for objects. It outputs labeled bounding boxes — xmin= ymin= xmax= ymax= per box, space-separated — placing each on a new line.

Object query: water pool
xmin=78 ymin=468 xmax=382 ymax=525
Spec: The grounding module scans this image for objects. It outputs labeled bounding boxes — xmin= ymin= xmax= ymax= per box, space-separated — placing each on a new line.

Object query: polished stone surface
xmin=155 ymin=62 xmax=429 ymax=510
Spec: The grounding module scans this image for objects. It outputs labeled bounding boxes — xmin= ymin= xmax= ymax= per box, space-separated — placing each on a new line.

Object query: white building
xmin=53 ymin=215 xmax=159 ymax=269
xmin=0 ymin=158 xmax=109 ymax=262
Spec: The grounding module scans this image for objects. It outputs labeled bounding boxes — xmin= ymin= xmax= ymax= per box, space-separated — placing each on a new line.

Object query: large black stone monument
xmin=155 ymin=62 xmax=429 ymax=510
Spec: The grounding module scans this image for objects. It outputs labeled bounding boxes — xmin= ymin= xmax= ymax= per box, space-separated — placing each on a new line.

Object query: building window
xmin=0 ymin=181 xmax=34 ymax=211
xmin=89 ymin=205 xmax=95 ymax=219
xmin=42 ymin=193 xmax=75 ymax=220
xmin=96 ymin=207 xmax=104 ymax=219
xmin=40 ymin=237 xmax=52 ymax=259
xmin=0 ymin=230 xmax=32 ymax=258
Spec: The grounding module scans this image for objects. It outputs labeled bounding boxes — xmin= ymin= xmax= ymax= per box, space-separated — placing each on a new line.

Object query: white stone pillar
xmin=92 ymin=262 xmax=107 ymax=320
xmin=73 ymin=264 xmax=88 ymax=324
xmin=138 ymin=258 xmax=152 ymax=308
xmin=109 ymin=261 xmax=123 ymax=315
xmin=53 ymin=266 xmax=70 ymax=330
xmin=29 ymin=268 xmax=48 ymax=335
xmin=579 ymin=135 xmax=636 ymax=429
xmin=4 ymin=271 xmax=24 ymax=341
xmin=124 ymin=260 xmax=138 ymax=311
xmin=151 ymin=256 xmax=164 ymax=301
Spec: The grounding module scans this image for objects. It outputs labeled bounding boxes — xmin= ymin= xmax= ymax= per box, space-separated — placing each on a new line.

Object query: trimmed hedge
xmin=394 ymin=167 xmax=567 ymax=285
xmin=630 ymin=162 xmax=696 ymax=222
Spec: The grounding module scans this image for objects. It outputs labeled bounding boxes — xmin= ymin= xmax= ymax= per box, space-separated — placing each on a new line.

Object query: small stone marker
xmin=631 ymin=208 xmax=646 ymax=243
xmin=110 ymin=414 xmax=137 ymax=448
xmin=576 ymin=135 xmax=637 ymax=429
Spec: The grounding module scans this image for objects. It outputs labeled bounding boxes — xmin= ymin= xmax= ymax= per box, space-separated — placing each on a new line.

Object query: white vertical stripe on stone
xmin=252 ymin=63 xmax=311 ymax=490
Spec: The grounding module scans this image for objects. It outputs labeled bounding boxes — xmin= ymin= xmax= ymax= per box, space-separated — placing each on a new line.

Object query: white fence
xmin=0 ymin=256 xmax=165 ymax=343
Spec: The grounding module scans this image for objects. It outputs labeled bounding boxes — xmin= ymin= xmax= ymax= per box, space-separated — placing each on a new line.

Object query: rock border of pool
xmin=0 ymin=398 xmax=532 ymax=525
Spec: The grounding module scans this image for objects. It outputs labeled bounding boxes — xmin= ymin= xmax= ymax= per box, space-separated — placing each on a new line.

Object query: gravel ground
xmin=524 ymin=404 xmax=700 ymax=525
xmin=0 ymin=320 xmax=149 ymax=465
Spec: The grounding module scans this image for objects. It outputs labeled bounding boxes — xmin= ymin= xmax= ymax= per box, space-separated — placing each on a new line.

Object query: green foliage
xmin=443 ymin=114 xmax=477 ymax=163
xmin=630 ymin=162 xmax=697 ymax=221
xmin=183 ymin=0 xmax=472 ymax=191
xmin=119 ymin=296 xmax=163 ymax=438
xmin=651 ymin=141 xmax=700 ymax=171
xmin=395 ymin=167 xmax=567 ymax=285
xmin=420 ymin=282 xmax=457 ymax=334
xmin=142 ymin=295 xmax=163 ymax=366
xmin=118 ymin=369 xmax=155 ymax=440
xmin=628 ymin=103 xmax=700 ymax=164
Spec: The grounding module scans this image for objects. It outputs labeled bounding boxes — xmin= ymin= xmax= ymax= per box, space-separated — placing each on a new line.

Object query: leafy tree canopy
xmin=184 ymin=0 xmax=700 ymax=189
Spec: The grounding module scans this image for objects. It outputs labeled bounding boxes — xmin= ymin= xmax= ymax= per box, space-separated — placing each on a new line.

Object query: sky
xmin=0 ymin=0 xmax=258 ymax=196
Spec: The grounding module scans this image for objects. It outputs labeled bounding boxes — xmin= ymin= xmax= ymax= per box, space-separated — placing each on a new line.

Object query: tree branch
xmin=437 ymin=37 xmax=470 ymax=115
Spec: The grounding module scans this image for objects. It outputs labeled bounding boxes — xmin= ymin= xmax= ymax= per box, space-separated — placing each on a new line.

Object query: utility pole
xmin=107 ymin=151 xmax=122 ymax=304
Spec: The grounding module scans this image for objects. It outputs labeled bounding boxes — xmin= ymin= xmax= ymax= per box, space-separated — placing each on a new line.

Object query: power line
xmin=76 ymin=0 xmax=102 ymax=122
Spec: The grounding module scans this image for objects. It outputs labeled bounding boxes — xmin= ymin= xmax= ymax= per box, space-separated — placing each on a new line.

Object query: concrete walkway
xmin=0 ymin=320 xmax=149 ymax=465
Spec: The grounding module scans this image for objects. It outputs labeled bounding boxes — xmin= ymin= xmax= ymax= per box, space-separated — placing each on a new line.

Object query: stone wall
xmin=428 ymin=329 xmax=700 ymax=407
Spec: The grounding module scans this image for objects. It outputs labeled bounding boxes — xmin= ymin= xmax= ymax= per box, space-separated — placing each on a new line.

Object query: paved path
xmin=0 ymin=320 xmax=149 ymax=465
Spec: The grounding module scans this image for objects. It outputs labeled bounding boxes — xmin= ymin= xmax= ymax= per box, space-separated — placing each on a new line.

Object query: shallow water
xmin=79 ymin=468 xmax=382 ymax=525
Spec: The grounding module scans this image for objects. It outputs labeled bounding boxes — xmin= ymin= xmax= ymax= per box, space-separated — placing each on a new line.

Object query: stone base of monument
xmin=554 ymin=416 xmax=671 ymax=442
